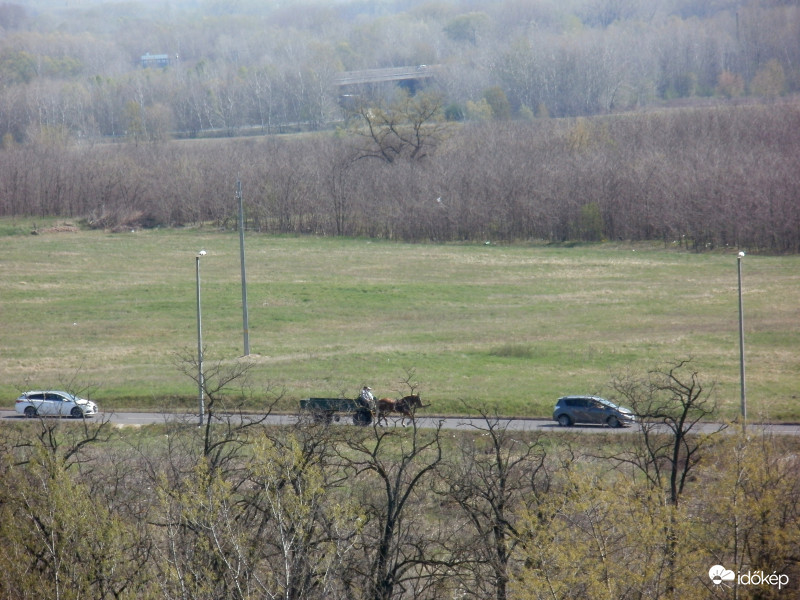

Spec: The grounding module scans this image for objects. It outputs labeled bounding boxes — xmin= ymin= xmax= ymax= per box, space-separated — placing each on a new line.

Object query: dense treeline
xmin=0 ymin=0 xmax=798 ymax=141
xmin=2 ymin=100 xmax=799 ymax=252
xmin=1 ymin=365 xmax=798 ymax=599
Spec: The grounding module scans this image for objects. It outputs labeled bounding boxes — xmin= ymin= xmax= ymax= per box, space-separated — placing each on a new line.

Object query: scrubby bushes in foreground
xmin=1 ymin=413 xmax=797 ymax=599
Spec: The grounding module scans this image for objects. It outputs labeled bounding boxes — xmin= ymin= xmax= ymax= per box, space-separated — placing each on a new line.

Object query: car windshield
xmin=596 ymin=398 xmax=617 ymax=408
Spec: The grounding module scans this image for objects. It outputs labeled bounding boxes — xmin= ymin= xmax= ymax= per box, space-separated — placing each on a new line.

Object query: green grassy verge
xmin=1 ymin=221 xmax=798 ymax=420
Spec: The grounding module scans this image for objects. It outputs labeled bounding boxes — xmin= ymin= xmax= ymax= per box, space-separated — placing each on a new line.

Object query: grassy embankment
xmin=1 ymin=220 xmax=798 ymax=420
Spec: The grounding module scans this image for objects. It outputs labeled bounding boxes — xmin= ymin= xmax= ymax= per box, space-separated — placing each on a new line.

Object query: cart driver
xmin=358 ymin=386 xmax=376 ymax=411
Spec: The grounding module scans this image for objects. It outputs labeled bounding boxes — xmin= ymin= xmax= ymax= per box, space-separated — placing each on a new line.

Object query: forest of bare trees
xmin=1 ymin=99 xmax=799 ymax=252
xmin=1 ymin=361 xmax=798 ymax=599
xmin=1 ymin=0 xmax=799 ymax=251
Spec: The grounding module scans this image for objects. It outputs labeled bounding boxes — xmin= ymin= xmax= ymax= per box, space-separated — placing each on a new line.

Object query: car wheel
xmin=557 ymin=414 xmax=572 ymax=427
xmin=24 ymin=406 xmax=37 ymax=418
xmin=607 ymin=415 xmax=622 ymax=428
xmin=70 ymin=407 xmax=83 ymax=418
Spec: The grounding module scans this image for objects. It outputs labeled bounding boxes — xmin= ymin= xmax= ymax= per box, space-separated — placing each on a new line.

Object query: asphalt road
xmin=2 ymin=410 xmax=799 ymax=436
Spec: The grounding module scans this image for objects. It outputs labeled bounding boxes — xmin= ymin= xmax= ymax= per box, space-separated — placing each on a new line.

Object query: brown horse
xmin=376 ymin=394 xmax=425 ymax=426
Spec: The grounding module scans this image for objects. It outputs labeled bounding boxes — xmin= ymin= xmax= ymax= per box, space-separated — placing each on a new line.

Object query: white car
xmin=15 ymin=390 xmax=99 ymax=418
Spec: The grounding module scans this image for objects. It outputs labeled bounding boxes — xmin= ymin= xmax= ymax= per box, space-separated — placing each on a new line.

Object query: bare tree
xmin=350 ymin=91 xmax=448 ymax=164
xmin=606 ymin=358 xmax=725 ymax=597
xmin=442 ymin=407 xmax=549 ymax=600
xmin=327 ymin=146 xmax=357 ymax=236
xmin=609 ymin=358 xmax=723 ymax=507
xmin=612 ymin=359 xmax=724 ymax=506
xmin=173 ymin=349 xmax=280 ymax=473
xmin=338 ymin=421 xmax=446 ymax=600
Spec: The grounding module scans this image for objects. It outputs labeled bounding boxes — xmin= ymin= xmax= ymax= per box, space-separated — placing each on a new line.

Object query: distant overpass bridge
xmin=333 ymin=65 xmax=439 ymax=87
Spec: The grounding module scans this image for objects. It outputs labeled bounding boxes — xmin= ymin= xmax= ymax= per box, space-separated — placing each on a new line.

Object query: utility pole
xmin=737 ymin=252 xmax=746 ymax=425
xmin=196 ymin=250 xmax=206 ymax=427
xmin=238 ymin=178 xmax=250 ymax=356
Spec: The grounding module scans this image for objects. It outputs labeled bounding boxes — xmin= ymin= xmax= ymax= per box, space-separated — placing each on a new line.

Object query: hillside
xmin=0 ymin=0 xmax=798 ymax=141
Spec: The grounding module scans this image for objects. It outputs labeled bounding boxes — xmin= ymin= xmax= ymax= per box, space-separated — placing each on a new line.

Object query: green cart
xmin=299 ymin=397 xmax=373 ymax=426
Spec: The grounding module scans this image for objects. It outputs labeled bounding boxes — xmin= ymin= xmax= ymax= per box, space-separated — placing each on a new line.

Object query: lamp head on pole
xmin=738 ymin=251 xmax=745 ymax=258
xmin=198 ymin=250 xmax=207 ymax=257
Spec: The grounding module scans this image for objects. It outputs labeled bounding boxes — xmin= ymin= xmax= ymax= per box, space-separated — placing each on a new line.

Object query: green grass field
xmin=1 ymin=220 xmax=798 ymax=420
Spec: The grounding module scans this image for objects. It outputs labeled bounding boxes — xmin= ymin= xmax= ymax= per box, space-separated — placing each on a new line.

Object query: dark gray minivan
xmin=553 ymin=395 xmax=636 ymax=428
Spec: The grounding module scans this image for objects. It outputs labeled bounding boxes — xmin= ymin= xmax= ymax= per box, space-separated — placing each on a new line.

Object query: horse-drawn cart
xmin=299 ymin=397 xmax=373 ymax=426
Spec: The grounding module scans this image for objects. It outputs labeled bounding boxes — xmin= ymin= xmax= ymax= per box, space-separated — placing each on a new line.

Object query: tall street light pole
xmin=196 ymin=250 xmax=207 ymax=427
xmin=737 ymin=251 xmax=746 ymax=425
xmin=237 ymin=179 xmax=250 ymax=356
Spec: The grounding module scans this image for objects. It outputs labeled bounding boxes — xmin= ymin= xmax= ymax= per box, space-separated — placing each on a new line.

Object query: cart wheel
xmin=353 ymin=409 xmax=372 ymax=426
xmin=313 ymin=410 xmax=333 ymax=425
